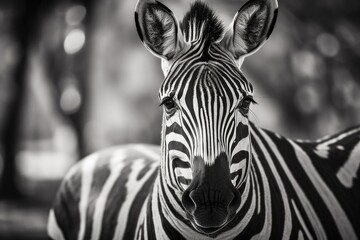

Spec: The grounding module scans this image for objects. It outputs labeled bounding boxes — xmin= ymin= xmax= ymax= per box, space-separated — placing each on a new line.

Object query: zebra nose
xmin=182 ymin=187 xmax=240 ymax=213
xmin=181 ymin=154 xmax=241 ymax=229
xmin=181 ymin=184 xmax=241 ymax=229
xmin=182 ymin=188 xmax=196 ymax=213
xmin=229 ymin=185 xmax=241 ymax=209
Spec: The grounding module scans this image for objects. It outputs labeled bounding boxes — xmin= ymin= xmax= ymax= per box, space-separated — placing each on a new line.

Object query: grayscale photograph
xmin=0 ymin=0 xmax=359 ymax=239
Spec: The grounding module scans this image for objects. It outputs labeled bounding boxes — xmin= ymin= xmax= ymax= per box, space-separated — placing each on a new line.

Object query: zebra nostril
xmin=229 ymin=188 xmax=241 ymax=210
xmin=182 ymin=189 xmax=196 ymax=213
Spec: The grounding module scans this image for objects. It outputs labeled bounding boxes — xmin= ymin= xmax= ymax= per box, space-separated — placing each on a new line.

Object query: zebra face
xmin=158 ymin=52 xmax=254 ymax=233
xmin=135 ymin=0 xmax=278 ymax=234
xmin=159 ymin=58 xmax=255 ymax=191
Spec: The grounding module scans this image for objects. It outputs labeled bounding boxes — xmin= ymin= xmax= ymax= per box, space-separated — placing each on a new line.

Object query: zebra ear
xmin=220 ymin=0 xmax=278 ymax=62
xmin=135 ymin=0 xmax=184 ymax=61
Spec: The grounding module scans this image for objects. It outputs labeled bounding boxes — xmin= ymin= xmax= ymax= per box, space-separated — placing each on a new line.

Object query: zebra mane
xmin=180 ymin=1 xmax=224 ymax=45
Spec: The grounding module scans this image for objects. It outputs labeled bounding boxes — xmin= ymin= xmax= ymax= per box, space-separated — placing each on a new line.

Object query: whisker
xmin=249 ymin=109 xmax=260 ymax=125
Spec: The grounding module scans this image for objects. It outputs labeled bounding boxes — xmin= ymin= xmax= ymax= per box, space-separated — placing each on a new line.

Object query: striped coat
xmin=48 ymin=124 xmax=360 ymax=239
xmin=48 ymin=0 xmax=360 ymax=239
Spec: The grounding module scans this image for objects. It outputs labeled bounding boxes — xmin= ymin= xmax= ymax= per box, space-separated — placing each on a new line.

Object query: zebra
xmin=48 ymin=0 xmax=360 ymax=239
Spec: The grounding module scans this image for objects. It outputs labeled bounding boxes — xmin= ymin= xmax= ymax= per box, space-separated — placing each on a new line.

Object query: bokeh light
xmin=332 ymin=67 xmax=358 ymax=109
xmin=291 ymin=50 xmax=324 ymax=79
xmin=60 ymin=84 xmax=82 ymax=114
xmin=316 ymin=33 xmax=340 ymax=57
xmin=295 ymin=84 xmax=322 ymax=114
xmin=64 ymin=28 xmax=85 ymax=54
xmin=65 ymin=5 xmax=86 ymax=26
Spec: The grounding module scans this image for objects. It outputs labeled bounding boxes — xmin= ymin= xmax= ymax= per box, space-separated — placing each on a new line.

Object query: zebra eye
xmin=161 ymin=98 xmax=177 ymax=113
xmin=239 ymin=97 xmax=255 ymax=114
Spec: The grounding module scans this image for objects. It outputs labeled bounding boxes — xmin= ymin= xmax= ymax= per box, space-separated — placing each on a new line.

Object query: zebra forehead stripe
xmin=180 ymin=1 xmax=224 ymax=44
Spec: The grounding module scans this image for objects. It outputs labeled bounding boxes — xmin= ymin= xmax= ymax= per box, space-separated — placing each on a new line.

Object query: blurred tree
xmin=0 ymin=0 xmax=34 ymax=198
xmin=40 ymin=0 xmax=96 ymax=157
xmin=0 ymin=0 xmax=95 ymax=198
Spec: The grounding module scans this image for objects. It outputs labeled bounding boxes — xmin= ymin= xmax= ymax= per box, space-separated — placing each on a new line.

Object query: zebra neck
xmin=143 ymin=165 xmax=275 ymax=239
xmin=212 ymin=164 xmax=272 ymax=239
xmin=143 ymin=175 xmax=199 ymax=239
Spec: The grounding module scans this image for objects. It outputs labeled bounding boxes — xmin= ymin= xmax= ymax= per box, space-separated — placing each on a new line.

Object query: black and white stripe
xmin=48 ymin=126 xmax=360 ymax=239
xmin=48 ymin=0 xmax=360 ymax=239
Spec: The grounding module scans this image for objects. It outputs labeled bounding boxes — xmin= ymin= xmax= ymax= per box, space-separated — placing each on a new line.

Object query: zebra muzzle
xmin=181 ymin=154 xmax=241 ymax=233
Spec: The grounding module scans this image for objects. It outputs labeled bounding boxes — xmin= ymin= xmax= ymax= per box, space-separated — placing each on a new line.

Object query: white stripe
xmin=315 ymin=128 xmax=360 ymax=158
xmin=113 ymin=159 xmax=158 ymax=239
xmin=219 ymin=152 xmax=264 ymax=239
xmin=175 ymin=167 xmax=192 ymax=179
xmin=246 ymin=132 xmax=271 ymax=239
xmin=158 ymin=179 xmax=207 ymax=240
xmin=252 ymin=165 xmax=262 ymax=214
xmin=252 ymin=127 xmax=326 ymax=239
xmin=78 ymin=154 xmax=97 ymax=240
xmin=256 ymin=129 xmax=326 ymax=239
xmin=48 ymin=209 xmax=65 ymax=240
xmin=168 ymin=149 xmax=190 ymax=162
xmin=166 ymin=133 xmax=191 ymax=154
xmin=316 ymin=127 xmax=360 ymax=143
xmin=336 ymin=141 xmax=360 ymax=188
xmin=91 ymin=153 xmax=126 ymax=240
xmin=256 ymin=129 xmax=292 ymax=240
xmin=231 ymin=175 xmax=238 ymax=186
xmin=298 ymin=230 xmax=304 ymax=240
xmin=230 ymin=160 xmax=246 ymax=173
xmin=135 ymin=196 xmax=149 ymax=240
xmin=159 ymin=177 xmax=187 ymax=220
xmin=152 ymin=179 xmax=171 ymax=240
xmin=291 ymin=141 xmax=357 ymax=239
xmin=291 ymin=199 xmax=313 ymax=240
xmin=231 ymin=137 xmax=247 ymax=159
xmin=180 ymin=183 xmax=189 ymax=191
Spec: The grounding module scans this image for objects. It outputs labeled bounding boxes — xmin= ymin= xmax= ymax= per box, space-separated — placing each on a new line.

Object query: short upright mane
xmin=180 ymin=1 xmax=224 ymax=45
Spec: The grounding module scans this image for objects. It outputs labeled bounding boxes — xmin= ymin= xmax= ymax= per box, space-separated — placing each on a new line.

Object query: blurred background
xmin=0 ymin=0 xmax=359 ymax=239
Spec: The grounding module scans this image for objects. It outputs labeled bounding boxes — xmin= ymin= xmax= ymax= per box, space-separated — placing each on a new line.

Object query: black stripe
xmin=146 ymin=189 xmax=156 ymax=240
xmin=177 ymin=176 xmax=191 ymax=185
xmin=226 ymin=164 xmax=262 ymax=238
xmin=84 ymin=155 xmax=111 ymax=240
xmin=99 ymin=163 xmax=132 ymax=240
xmin=232 ymin=151 xmax=248 ymax=164
xmin=160 ymin=174 xmax=188 ymax=215
xmin=137 ymin=161 xmax=152 ymax=180
xmin=157 ymin=193 xmax=186 ymax=239
xmin=259 ymin=128 xmax=340 ymax=239
xmin=293 ymin=137 xmax=360 ymax=237
xmin=266 ymin=8 xmax=278 ymax=39
xmin=172 ymin=158 xmax=191 ymax=169
xmin=134 ymin=12 xmax=143 ymax=42
xmin=123 ymin=166 xmax=158 ymax=239
xmin=52 ymin=165 xmax=82 ymax=240
xmin=252 ymin=128 xmax=288 ymax=239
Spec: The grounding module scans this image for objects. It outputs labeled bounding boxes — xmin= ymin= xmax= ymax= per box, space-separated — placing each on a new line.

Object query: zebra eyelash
xmin=250 ymin=98 xmax=258 ymax=104
xmin=242 ymin=96 xmax=258 ymax=105
xmin=159 ymin=92 xmax=176 ymax=107
xmin=159 ymin=96 xmax=174 ymax=107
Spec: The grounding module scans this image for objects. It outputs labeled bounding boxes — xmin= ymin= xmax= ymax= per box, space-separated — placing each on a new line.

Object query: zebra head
xmin=135 ymin=0 xmax=278 ymax=234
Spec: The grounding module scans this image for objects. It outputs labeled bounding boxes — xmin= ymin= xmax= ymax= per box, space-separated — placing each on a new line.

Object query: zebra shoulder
xmin=294 ymin=125 xmax=360 ymax=187
xmin=251 ymin=124 xmax=360 ymax=239
xmin=48 ymin=144 xmax=160 ymax=240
